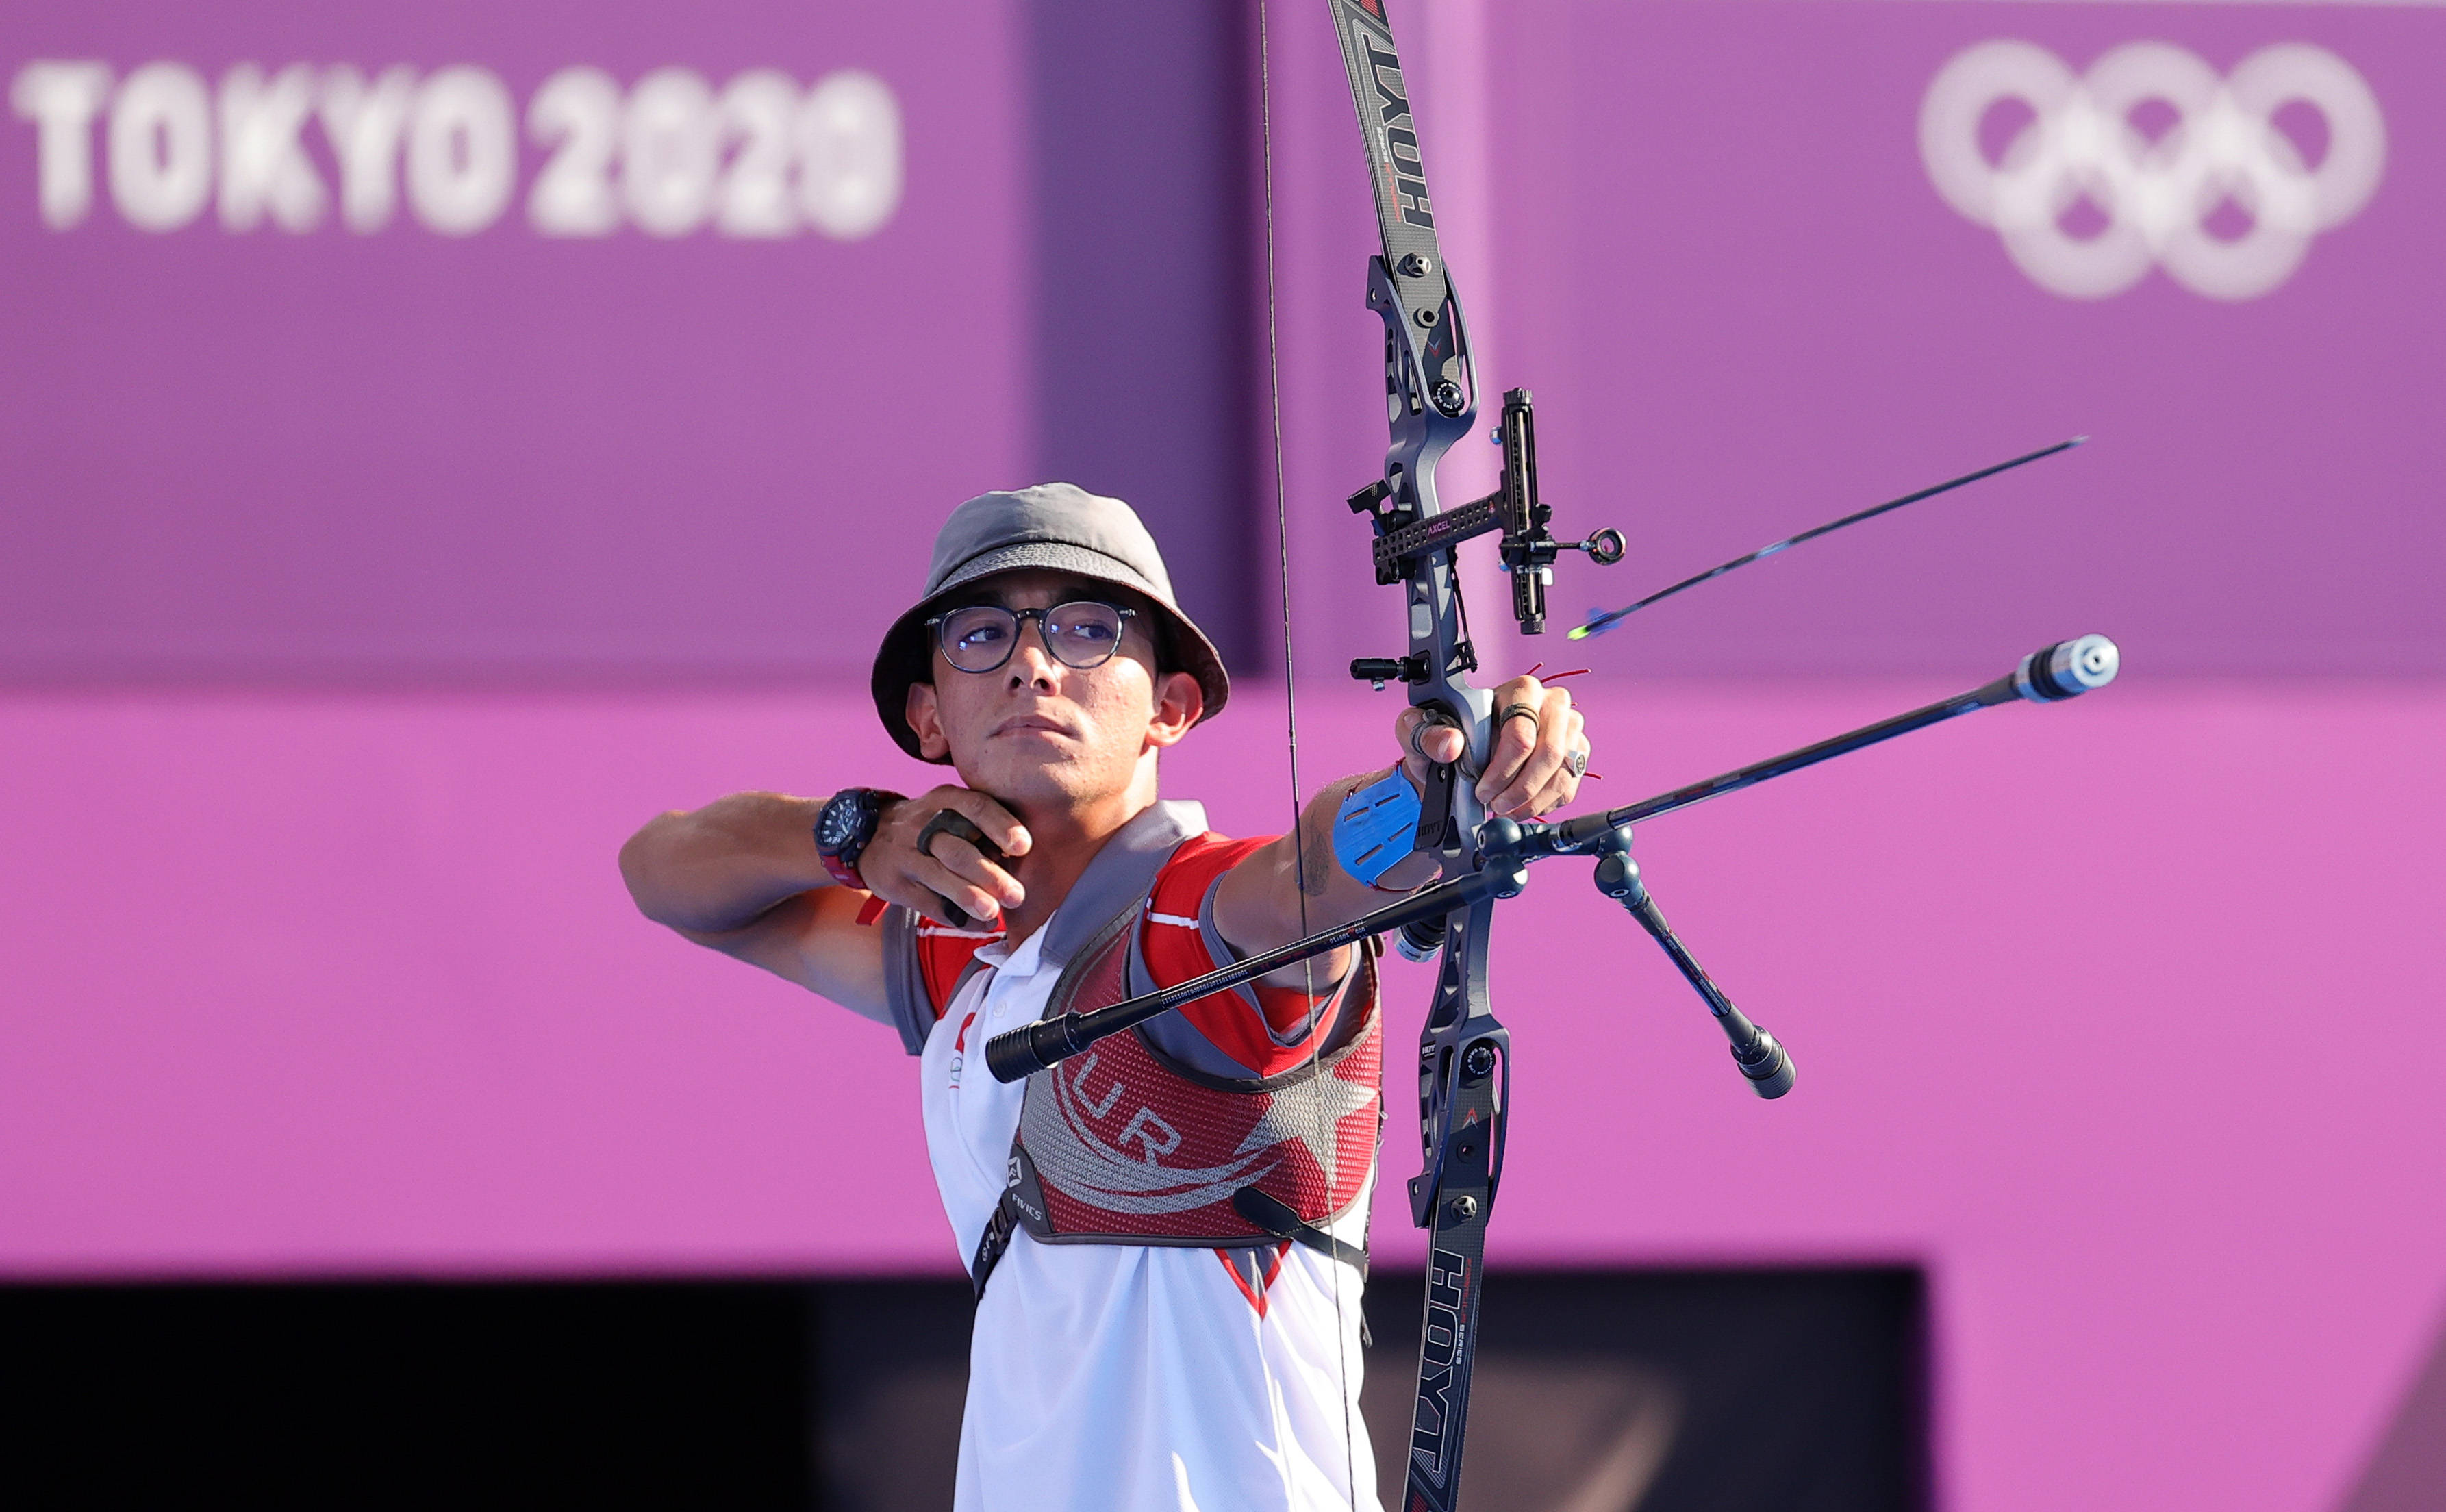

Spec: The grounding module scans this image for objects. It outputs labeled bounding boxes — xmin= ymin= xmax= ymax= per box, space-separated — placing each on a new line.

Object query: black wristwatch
xmin=814 ymin=788 xmax=903 ymax=889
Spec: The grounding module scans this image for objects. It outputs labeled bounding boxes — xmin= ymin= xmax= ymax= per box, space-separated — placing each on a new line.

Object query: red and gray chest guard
xmin=878 ymin=801 xmax=1382 ymax=1296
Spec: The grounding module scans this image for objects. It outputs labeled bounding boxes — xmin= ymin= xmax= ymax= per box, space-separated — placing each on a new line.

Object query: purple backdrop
xmin=0 ymin=1 xmax=1029 ymax=682
xmin=7 ymin=4 xmax=2446 ymax=1512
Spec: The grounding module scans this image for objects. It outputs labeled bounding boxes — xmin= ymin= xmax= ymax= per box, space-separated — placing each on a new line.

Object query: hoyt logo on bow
xmin=1352 ymin=28 xmax=1432 ymax=229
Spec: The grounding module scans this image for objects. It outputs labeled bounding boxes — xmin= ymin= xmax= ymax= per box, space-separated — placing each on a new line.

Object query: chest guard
xmin=881 ymin=802 xmax=1382 ymax=1294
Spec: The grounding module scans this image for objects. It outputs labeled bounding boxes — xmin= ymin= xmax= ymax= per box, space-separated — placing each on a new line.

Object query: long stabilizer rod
xmin=1570 ymin=438 xmax=2085 ymax=641
xmin=1546 ymin=633 xmax=2117 ymax=847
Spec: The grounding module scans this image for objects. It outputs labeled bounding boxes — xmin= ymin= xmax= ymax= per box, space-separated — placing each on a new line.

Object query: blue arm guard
xmin=1332 ymin=768 xmax=1422 ymax=887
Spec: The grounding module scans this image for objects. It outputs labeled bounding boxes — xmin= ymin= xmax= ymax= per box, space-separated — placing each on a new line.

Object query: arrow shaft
xmin=1573 ymin=437 xmax=2084 ymax=639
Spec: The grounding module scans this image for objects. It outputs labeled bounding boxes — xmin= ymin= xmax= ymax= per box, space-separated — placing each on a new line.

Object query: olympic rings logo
xmin=1919 ymin=41 xmax=2385 ymax=301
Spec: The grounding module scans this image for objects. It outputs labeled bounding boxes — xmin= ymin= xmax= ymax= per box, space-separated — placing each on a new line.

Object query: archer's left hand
xmin=1396 ymin=675 xmax=1590 ymax=820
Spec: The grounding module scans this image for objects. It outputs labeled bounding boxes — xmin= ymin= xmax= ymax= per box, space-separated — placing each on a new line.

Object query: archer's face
xmin=904 ymin=569 xmax=1202 ymax=811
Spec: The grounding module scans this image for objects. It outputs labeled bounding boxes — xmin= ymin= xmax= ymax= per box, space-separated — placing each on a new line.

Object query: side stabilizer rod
xmin=1591 ymin=828 xmax=1793 ymax=1098
xmin=1547 ymin=634 xmax=2118 ymax=849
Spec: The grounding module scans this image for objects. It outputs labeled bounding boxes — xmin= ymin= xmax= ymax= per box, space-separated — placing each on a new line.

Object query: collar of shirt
xmin=969 ymin=926 xmax=1052 ymax=1031
xmin=971 ymin=924 xmax=1042 ymax=977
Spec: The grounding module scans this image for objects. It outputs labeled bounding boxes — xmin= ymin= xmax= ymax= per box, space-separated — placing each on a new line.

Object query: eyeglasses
xmin=928 ymin=601 xmax=1138 ymax=675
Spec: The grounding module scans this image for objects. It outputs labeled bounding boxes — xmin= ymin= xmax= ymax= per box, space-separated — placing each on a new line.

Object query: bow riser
xmin=1363 ymin=255 xmax=1493 ymax=855
xmin=1332 ymin=0 xmax=1489 ymax=842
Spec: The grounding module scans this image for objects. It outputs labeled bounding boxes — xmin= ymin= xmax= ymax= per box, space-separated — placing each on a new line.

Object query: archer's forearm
xmin=1212 ymin=769 xmax=1440 ymax=959
xmin=619 ymin=792 xmax=835 ymax=935
xmin=1294 ymin=767 xmax=1442 ymax=909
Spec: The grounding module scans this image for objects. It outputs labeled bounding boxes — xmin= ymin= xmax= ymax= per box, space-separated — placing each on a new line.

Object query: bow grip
xmin=1408 ymin=703 xmax=1473 ymax=853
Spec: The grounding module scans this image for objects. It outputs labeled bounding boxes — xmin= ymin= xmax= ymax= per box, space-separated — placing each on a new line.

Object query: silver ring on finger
xmin=1565 ymin=745 xmax=1589 ymax=779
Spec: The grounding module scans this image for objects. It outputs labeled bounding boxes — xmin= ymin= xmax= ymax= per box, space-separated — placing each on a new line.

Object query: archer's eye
xmin=1050 ymin=604 xmax=1124 ymax=646
xmin=940 ymin=607 xmax=1017 ymax=666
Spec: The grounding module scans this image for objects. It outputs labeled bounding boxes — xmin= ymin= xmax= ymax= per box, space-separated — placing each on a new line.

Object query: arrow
xmin=1569 ymin=436 xmax=2086 ymax=640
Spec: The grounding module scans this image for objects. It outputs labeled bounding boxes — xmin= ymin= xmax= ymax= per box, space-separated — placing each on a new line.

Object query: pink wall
xmin=9 ymin=3 xmax=2446 ymax=1511
xmin=4 ymin=677 xmax=2441 ymax=1511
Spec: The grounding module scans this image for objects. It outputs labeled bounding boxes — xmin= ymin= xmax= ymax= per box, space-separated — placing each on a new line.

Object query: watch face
xmin=817 ymin=793 xmax=866 ymax=853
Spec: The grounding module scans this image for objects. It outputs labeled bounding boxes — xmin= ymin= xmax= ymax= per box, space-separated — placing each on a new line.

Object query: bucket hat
xmin=870 ymin=483 xmax=1231 ymax=761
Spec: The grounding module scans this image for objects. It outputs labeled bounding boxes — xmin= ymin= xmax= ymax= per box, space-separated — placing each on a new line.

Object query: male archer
xmin=620 ymin=483 xmax=1592 ymax=1511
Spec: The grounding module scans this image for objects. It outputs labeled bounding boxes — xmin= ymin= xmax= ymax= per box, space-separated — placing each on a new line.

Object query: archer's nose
xmin=1005 ymin=622 xmax=1062 ymax=690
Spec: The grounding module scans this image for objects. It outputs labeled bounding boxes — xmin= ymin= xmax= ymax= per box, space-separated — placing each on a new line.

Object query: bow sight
xmin=1348 ymin=386 xmax=1626 ymax=664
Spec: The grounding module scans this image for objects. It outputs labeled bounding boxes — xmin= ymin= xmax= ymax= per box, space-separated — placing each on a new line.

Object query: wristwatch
xmin=814 ymin=788 xmax=903 ymax=889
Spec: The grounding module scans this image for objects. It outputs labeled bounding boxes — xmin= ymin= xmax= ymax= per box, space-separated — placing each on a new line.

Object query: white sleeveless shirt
xmin=920 ymin=883 xmax=1380 ymax=1512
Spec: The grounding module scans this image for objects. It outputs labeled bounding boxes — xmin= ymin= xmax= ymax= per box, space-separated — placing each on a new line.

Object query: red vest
xmin=878 ymin=803 xmax=1381 ymax=1289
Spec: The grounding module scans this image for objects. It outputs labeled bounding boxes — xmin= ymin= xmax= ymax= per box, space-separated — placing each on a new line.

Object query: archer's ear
xmin=905 ymin=681 xmax=952 ymax=761
xmin=1144 ymin=669 xmax=1204 ymax=750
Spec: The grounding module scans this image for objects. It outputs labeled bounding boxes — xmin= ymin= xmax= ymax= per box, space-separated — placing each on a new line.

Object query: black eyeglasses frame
xmin=925 ymin=601 xmax=1140 ymax=675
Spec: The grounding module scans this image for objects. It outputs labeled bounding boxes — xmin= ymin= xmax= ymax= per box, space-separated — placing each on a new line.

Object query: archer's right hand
xmin=859 ymin=788 xmax=1033 ymax=927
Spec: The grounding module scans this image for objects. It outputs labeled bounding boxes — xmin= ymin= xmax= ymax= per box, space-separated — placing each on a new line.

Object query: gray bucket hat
xmin=871 ymin=483 xmax=1231 ymax=762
